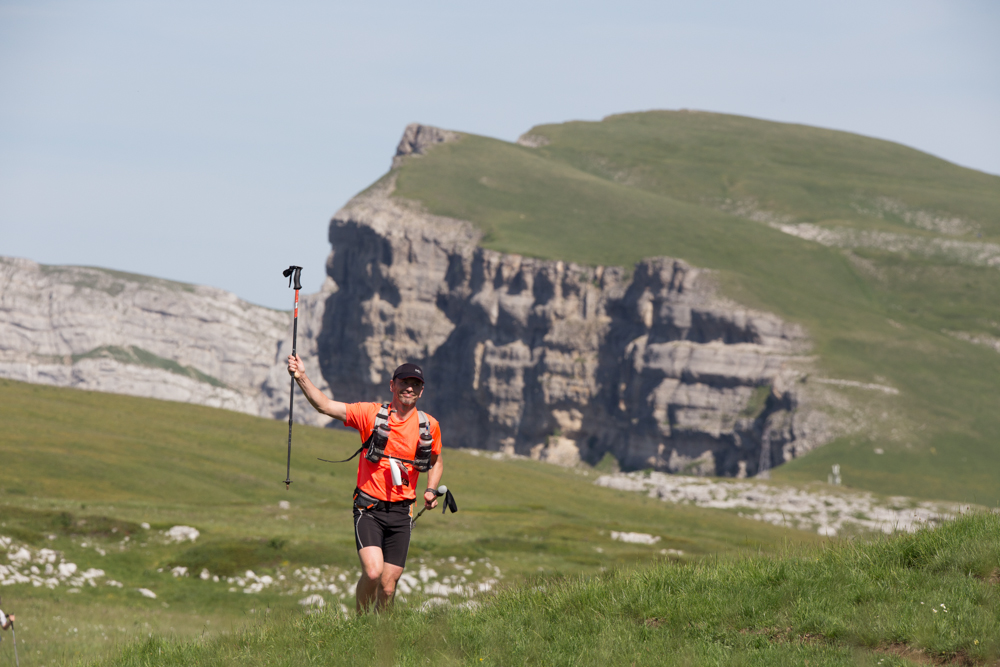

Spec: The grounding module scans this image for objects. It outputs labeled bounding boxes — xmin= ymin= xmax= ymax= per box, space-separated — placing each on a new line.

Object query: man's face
xmin=390 ymin=377 xmax=424 ymax=407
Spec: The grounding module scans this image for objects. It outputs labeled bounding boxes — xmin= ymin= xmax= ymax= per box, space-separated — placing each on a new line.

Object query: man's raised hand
xmin=287 ymin=354 xmax=304 ymax=379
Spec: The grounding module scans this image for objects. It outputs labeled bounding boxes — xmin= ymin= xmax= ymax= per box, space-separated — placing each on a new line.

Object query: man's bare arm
xmin=422 ymin=453 xmax=444 ymax=509
xmin=287 ymin=354 xmax=347 ymax=421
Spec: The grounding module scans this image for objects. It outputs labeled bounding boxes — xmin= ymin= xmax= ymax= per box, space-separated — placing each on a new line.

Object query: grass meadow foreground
xmin=3 ymin=380 xmax=997 ymax=666
xmin=102 ymin=512 xmax=1000 ymax=666
xmin=1 ymin=379 xmax=816 ymax=665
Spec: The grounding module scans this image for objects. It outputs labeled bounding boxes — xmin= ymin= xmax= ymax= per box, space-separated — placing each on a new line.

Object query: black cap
xmin=392 ymin=363 xmax=424 ymax=383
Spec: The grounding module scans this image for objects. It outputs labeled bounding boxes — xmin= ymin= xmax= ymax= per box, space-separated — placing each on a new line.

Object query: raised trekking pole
xmin=282 ymin=265 xmax=303 ymax=490
xmin=11 ymin=620 xmax=18 ymax=667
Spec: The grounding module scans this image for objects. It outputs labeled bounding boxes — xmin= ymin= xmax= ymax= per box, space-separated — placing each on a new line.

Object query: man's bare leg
xmin=357 ymin=546 xmax=384 ymax=612
xmin=376 ymin=562 xmax=404 ymax=610
xmin=357 ymin=547 xmax=405 ymax=613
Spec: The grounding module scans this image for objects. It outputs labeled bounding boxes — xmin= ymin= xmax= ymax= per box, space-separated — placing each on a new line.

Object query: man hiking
xmin=287 ymin=355 xmax=443 ymax=613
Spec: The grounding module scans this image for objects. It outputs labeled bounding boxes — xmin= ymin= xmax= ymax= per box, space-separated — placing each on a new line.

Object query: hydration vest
xmin=319 ymin=404 xmax=433 ymax=473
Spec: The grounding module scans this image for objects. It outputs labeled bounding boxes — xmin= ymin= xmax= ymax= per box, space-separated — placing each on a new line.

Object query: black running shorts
xmin=353 ymin=504 xmax=413 ymax=567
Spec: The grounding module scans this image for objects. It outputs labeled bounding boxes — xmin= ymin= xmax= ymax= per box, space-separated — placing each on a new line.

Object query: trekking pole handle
xmin=412 ymin=485 xmax=446 ymax=527
xmin=283 ymin=265 xmax=302 ymax=290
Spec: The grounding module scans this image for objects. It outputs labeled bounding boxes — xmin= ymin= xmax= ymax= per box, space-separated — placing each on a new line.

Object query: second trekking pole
xmin=411 ymin=485 xmax=446 ymax=528
xmin=11 ymin=621 xmax=18 ymax=667
xmin=282 ymin=265 xmax=303 ymax=490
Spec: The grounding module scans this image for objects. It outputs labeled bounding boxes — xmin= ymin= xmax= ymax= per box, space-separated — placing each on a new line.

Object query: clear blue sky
xmin=1 ymin=0 xmax=997 ymax=309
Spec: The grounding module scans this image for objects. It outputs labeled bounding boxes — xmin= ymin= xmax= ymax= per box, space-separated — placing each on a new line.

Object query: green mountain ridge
xmin=389 ymin=110 xmax=1000 ymax=503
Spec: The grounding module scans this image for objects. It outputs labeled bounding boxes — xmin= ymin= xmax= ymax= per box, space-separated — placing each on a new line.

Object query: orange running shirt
xmin=344 ymin=402 xmax=443 ymax=503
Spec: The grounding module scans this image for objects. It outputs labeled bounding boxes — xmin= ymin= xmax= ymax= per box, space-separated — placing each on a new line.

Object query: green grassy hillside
xmin=391 ymin=110 xmax=1000 ymax=503
xmin=0 ymin=379 xmax=813 ymax=665
xmin=100 ymin=512 xmax=1000 ymax=666
xmin=530 ymin=111 xmax=1000 ymax=232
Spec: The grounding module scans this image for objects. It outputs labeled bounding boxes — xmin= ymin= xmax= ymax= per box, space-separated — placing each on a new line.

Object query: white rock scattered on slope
xmin=164 ymin=526 xmax=200 ymax=543
xmin=199 ymin=559 xmax=504 ymax=601
xmin=610 ymin=531 xmax=661 ymax=545
xmin=1 ymin=533 xmax=501 ymax=609
xmin=812 ymin=378 xmax=899 ymax=395
xmin=8 ymin=547 xmax=31 ymax=563
xmin=298 ymin=594 xmax=325 ymax=608
xmin=1 ymin=537 xmax=108 ymax=589
xmin=420 ymin=597 xmax=450 ymax=611
xmin=771 ymin=223 xmax=1000 ymax=268
xmin=596 ymin=471 xmax=967 ymax=536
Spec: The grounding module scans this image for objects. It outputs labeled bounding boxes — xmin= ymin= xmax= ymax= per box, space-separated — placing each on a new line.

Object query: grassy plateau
xmin=391 ymin=110 xmax=1000 ymax=503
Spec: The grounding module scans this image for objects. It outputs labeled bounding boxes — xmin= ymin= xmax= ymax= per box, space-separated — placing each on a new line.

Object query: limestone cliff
xmin=315 ymin=125 xmax=833 ymax=475
xmin=0 ymin=257 xmax=331 ymax=427
xmin=1 ymin=124 xmax=841 ymax=476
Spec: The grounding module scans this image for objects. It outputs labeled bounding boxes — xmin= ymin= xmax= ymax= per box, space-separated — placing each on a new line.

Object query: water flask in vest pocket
xmin=389 ymin=458 xmax=404 ymax=486
xmin=414 ymin=432 xmax=433 ymax=472
xmin=365 ymin=422 xmax=391 ymax=465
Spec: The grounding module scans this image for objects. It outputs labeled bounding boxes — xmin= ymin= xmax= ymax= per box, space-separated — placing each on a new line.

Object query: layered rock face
xmin=0 ymin=257 xmax=331 ymax=426
xmin=316 ymin=128 xmax=829 ymax=475
xmin=1 ymin=124 xmax=836 ymax=476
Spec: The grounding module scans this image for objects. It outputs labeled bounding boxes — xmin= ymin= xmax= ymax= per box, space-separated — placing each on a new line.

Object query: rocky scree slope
xmin=0 ymin=257 xmax=332 ymax=426
xmin=313 ymin=124 xmax=838 ymax=476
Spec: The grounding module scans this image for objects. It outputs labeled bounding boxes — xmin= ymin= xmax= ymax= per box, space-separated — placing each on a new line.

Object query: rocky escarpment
xmin=315 ymin=126 xmax=833 ymax=475
xmin=1 ymin=123 xmax=840 ymax=477
xmin=0 ymin=257 xmax=331 ymax=426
